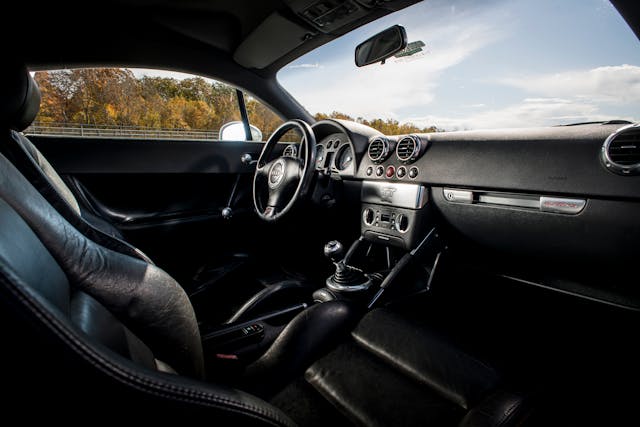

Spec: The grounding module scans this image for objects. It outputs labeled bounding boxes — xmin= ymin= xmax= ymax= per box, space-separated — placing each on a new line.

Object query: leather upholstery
xmin=70 ymin=290 xmax=158 ymax=370
xmin=18 ymin=130 xmax=82 ymax=213
xmin=307 ymin=342 xmax=464 ymax=426
xmin=352 ymin=309 xmax=499 ymax=410
xmin=242 ymin=300 xmax=361 ymax=398
xmin=0 ymin=63 xmax=40 ymax=132
xmin=272 ymin=308 xmax=531 ymax=427
xmin=459 ymin=390 xmax=532 ymax=427
xmin=0 ymin=156 xmax=295 ymax=425
xmin=0 ymin=152 xmax=203 ymax=377
xmin=2 ymin=126 xmax=151 ymax=263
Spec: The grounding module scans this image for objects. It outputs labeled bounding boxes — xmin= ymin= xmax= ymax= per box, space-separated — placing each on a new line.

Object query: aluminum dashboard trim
xmin=361 ymin=181 xmax=428 ymax=209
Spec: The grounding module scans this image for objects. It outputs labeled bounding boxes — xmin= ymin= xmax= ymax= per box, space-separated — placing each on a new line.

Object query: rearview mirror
xmin=355 ymin=25 xmax=407 ymax=67
xmin=219 ymin=121 xmax=263 ymax=141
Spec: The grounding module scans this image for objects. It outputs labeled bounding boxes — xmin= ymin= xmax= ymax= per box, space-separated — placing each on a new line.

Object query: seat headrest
xmin=0 ymin=64 xmax=41 ymax=132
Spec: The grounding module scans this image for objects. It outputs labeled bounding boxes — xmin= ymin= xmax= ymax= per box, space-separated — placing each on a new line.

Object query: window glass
xmin=29 ymin=68 xmax=279 ymax=141
xmin=278 ymin=0 xmax=640 ymax=131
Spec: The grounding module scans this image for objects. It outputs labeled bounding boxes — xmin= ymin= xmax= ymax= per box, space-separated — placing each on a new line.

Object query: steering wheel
xmin=253 ymin=119 xmax=317 ymax=221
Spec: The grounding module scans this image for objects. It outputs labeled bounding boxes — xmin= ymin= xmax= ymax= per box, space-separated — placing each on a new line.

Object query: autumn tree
xmin=314 ymin=111 xmax=439 ymax=134
xmin=33 ymin=68 xmax=441 ymax=139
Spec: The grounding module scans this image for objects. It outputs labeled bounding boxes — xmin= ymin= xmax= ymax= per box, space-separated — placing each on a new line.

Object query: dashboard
xmin=302 ymin=119 xmax=640 ymax=309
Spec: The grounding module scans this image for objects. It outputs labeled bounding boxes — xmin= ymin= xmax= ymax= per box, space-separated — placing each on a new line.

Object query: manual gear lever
xmin=323 ymin=240 xmax=371 ymax=293
xmin=324 ymin=240 xmax=345 ymax=264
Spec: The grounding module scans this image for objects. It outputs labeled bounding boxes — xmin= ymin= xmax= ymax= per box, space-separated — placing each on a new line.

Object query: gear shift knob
xmin=324 ymin=240 xmax=344 ymax=263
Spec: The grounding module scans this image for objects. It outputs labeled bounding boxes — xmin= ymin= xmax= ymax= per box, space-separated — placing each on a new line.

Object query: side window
xmin=245 ymin=95 xmax=302 ymax=143
xmin=28 ymin=68 xmax=278 ymax=142
xmin=245 ymin=95 xmax=282 ymax=141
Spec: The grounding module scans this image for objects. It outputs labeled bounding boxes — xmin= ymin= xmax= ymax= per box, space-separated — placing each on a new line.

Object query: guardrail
xmin=25 ymin=122 xmax=219 ymax=140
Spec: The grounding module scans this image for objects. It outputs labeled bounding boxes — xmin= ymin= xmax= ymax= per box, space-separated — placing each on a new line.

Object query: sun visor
xmin=233 ymin=13 xmax=312 ymax=69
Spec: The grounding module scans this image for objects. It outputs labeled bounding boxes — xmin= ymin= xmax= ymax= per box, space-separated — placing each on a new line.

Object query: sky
xmin=277 ymin=0 xmax=640 ymax=130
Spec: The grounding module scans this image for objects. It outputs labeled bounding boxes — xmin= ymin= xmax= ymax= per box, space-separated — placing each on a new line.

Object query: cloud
xmin=406 ymin=97 xmax=637 ymax=131
xmin=285 ymin=20 xmax=505 ymax=120
xmin=287 ymin=63 xmax=323 ymax=69
xmin=501 ymin=65 xmax=640 ymax=104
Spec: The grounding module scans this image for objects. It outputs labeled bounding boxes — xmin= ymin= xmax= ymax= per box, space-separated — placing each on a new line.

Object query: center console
xmin=315 ymin=180 xmax=441 ymax=307
xmin=203 ymin=180 xmax=442 ymax=385
xmin=361 ymin=181 xmax=431 ymax=250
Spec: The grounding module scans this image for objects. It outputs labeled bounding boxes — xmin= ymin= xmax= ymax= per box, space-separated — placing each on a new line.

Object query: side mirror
xmin=355 ymin=25 xmax=408 ymax=67
xmin=219 ymin=121 xmax=263 ymax=141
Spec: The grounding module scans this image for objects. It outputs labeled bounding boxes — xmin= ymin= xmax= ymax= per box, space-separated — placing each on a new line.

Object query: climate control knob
xmin=363 ymin=208 xmax=375 ymax=226
xmin=395 ymin=214 xmax=409 ymax=233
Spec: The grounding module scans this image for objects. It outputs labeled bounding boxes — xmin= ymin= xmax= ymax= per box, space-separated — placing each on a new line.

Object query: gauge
xmin=335 ymin=145 xmax=353 ymax=171
xmin=283 ymin=144 xmax=298 ymax=157
xmin=316 ymin=145 xmax=325 ymax=168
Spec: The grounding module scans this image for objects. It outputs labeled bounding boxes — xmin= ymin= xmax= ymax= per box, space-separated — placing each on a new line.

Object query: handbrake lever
xmin=368 ymin=227 xmax=441 ymax=309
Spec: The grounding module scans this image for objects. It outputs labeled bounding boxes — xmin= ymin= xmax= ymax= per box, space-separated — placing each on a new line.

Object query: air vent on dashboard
xmin=396 ymin=135 xmax=422 ymax=163
xmin=367 ymin=137 xmax=390 ymax=163
xmin=601 ymin=124 xmax=640 ymax=175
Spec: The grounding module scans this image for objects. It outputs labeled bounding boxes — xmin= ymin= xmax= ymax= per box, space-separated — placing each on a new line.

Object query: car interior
xmin=1 ymin=0 xmax=639 ymax=425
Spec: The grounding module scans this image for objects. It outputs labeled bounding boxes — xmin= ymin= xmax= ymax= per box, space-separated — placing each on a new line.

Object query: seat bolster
xmin=352 ymin=309 xmax=500 ymax=409
xmin=18 ymin=132 xmax=81 ymax=214
xmin=459 ymin=390 xmax=533 ymax=427
xmin=0 ymin=260 xmax=296 ymax=427
xmin=7 ymin=131 xmax=153 ymax=264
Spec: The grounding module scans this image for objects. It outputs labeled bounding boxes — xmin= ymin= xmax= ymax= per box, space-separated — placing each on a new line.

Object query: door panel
xmin=30 ymin=135 xmax=270 ymax=284
xmin=31 ymin=136 xmax=264 ymax=174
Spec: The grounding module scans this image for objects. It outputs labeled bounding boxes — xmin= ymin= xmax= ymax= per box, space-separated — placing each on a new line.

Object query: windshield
xmin=278 ymin=0 xmax=640 ymax=132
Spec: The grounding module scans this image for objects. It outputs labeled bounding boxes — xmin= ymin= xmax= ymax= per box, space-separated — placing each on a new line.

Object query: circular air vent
xmin=283 ymin=144 xmax=298 ymax=157
xmin=601 ymin=124 xmax=640 ymax=175
xmin=396 ymin=135 xmax=422 ymax=163
xmin=367 ymin=137 xmax=390 ymax=163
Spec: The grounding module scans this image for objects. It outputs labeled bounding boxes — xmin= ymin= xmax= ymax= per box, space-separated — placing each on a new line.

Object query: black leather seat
xmin=0 ymin=64 xmax=153 ymax=263
xmin=0 ymin=65 xmax=299 ymax=424
xmin=267 ymin=309 xmax=532 ymax=427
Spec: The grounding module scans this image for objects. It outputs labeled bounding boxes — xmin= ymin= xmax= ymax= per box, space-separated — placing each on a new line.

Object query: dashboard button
xmin=385 ymin=165 xmax=395 ymax=178
xmin=397 ymin=166 xmax=407 ymax=178
xmin=375 ymin=166 xmax=384 ymax=177
xmin=408 ymin=167 xmax=419 ymax=179
xmin=366 ymin=166 xmax=373 ymax=176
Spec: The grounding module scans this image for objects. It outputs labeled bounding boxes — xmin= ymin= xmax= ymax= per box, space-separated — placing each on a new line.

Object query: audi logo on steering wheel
xmin=268 ymin=160 xmax=285 ymax=188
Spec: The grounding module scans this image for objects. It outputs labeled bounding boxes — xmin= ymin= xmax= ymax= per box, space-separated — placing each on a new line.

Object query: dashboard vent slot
xmin=602 ymin=124 xmax=640 ymax=175
xmin=367 ymin=137 xmax=389 ymax=163
xmin=608 ymin=134 xmax=640 ymax=165
xmin=396 ymin=135 xmax=422 ymax=163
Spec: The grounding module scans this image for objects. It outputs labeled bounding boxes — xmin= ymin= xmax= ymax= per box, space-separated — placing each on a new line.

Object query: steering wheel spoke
xmin=252 ymin=120 xmax=316 ymax=222
xmin=263 ymin=206 xmax=278 ymax=219
xmin=255 ymin=159 xmax=273 ymax=177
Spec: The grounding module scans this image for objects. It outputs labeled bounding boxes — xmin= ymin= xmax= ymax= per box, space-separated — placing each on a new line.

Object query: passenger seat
xmin=268 ymin=309 xmax=533 ymax=427
xmin=0 ymin=63 xmax=152 ymax=262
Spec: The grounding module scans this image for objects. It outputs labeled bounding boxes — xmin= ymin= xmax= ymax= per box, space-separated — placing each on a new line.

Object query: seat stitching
xmin=0 ymin=265 xmax=293 ymax=427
